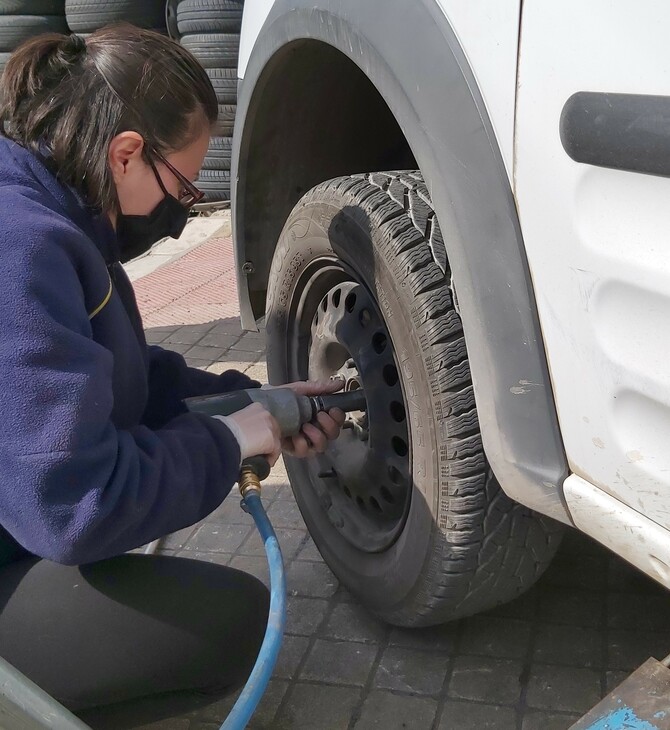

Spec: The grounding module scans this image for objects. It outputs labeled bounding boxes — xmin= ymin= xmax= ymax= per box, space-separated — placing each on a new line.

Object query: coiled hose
xmin=220 ymin=489 xmax=286 ymax=730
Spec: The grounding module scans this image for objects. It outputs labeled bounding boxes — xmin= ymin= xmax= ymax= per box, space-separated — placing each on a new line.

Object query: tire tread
xmin=303 ymin=171 xmax=562 ymax=625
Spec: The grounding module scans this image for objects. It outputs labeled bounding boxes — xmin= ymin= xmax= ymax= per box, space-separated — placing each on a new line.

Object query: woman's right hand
xmin=216 ymin=403 xmax=282 ymax=465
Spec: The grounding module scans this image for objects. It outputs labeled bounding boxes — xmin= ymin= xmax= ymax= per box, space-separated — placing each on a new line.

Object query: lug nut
xmin=352 ymin=423 xmax=369 ymax=442
xmin=327 ymin=506 xmax=344 ymax=528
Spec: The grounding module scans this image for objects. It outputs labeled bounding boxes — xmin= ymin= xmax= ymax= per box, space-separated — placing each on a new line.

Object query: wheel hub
xmin=306 ymin=281 xmax=411 ymax=552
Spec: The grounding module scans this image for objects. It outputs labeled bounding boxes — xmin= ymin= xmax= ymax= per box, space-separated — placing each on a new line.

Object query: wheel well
xmin=237 ymin=39 xmax=416 ymax=317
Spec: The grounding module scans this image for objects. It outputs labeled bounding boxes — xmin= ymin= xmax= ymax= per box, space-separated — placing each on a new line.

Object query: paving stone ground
xmin=116 ymin=237 xmax=670 ymax=730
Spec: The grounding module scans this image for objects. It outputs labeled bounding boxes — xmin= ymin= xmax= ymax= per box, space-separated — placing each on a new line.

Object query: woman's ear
xmin=108 ymin=131 xmax=145 ymax=186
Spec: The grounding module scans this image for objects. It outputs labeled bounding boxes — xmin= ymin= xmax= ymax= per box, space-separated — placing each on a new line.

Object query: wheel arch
xmin=233 ymin=0 xmax=571 ymax=522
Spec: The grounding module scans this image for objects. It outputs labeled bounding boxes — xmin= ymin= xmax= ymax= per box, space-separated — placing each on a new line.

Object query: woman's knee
xmin=225 ymin=569 xmax=270 ymax=660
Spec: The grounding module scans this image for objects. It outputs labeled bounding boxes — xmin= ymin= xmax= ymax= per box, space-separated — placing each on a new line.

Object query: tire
xmin=202 ymin=136 xmax=232 ymax=170
xmin=197 ymin=169 xmax=230 ymax=184
xmin=0 ymin=49 xmax=10 ymax=74
xmin=0 ymin=14 xmax=67 ymax=51
xmin=64 ymin=0 xmax=167 ymax=33
xmin=180 ymin=32 xmax=239 ymax=68
xmin=177 ymin=0 xmax=243 ymax=34
xmin=266 ymin=171 xmax=563 ymax=627
xmin=165 ymin=0 xmax=178 ymax=39
xmin=214 ymin=122 xmax=234 ymax=136
xmin=0 ymin=1 xmax=64 ymax=13
xmin=207 ymin=67 xmax=236 ymax=104
xmin=213 ymin=103 xmax=235 ymax=136
xmin=196 ymin=168 xmax=230 ymax=202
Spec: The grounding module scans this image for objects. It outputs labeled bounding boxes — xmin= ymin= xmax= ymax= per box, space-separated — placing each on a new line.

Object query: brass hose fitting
xmin=239 ymin=465 xmax=262 ymax=499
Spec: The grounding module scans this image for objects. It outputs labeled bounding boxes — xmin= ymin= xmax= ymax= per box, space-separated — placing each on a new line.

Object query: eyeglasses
xmin=146 ymin=147 xmax=204 ymax=209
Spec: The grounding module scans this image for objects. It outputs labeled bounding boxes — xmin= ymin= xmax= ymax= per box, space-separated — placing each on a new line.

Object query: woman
xmin=0 ymin=24 xmax=343 ymax=721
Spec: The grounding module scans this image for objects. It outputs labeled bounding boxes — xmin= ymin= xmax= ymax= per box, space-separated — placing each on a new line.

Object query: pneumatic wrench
xmin=185 ymin=386 xmax=367 ymax=486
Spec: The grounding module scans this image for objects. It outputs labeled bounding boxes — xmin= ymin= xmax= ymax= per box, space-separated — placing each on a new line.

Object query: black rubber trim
xmin=561 ymin=91 xmax=670 ymax=177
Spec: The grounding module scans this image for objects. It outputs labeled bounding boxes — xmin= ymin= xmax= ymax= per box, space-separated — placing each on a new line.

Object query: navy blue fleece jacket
xmin=0 ymin=137 xmax=258 ymax=566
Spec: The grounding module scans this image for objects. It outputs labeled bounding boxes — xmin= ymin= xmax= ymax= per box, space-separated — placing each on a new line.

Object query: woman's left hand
xmin=264 ymin=379 xmax=347 ymax=458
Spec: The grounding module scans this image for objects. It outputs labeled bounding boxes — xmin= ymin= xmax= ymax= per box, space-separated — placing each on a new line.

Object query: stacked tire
xmin=64 ymin=0 xmax=167 ymax=35
xmin=177 ymin=0 xmax=244 ymax=203
xmin=0 ymin=0 xmax=68 ymax=76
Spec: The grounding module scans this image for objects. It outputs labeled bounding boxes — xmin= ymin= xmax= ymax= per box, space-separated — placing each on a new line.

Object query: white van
xmin=232 ymin=0 xmax=670 ymax=626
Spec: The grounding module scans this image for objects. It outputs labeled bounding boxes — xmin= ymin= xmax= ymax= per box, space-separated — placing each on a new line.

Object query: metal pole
xmin=144 ymin=538 xmax=162 ymax=555
xmin=0 ymin=655 xmax=91 ymax=729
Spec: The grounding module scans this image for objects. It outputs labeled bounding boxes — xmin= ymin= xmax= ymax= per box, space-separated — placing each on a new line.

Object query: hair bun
xmin=61 ymin=33 xmax=87 ymax=60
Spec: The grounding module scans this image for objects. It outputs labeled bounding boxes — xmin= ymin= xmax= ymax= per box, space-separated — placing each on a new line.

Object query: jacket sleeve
xmin=0 ymin=227 xmax=244 ymax=565
xmin=143 ymin=346 xmax=261 ymax=428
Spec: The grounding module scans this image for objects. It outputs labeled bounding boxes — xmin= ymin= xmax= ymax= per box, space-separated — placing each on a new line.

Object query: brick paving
xmin=134 ymin=236 xmax=242 ymax=327
xmin=121 ymin=236 xmax=670 ymax=730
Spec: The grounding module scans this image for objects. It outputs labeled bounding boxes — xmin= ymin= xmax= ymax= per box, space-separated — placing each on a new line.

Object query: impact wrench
xmin=185 ymin=386 xmax=368 ymax=730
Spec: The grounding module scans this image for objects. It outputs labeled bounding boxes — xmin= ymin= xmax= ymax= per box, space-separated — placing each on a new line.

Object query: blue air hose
xmin=220 ymin=489 xmax=286 ymax=730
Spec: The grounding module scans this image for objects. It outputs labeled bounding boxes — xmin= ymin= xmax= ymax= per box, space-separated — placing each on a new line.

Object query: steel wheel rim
xmin=287 ymin=261 xmax=412 ymax=553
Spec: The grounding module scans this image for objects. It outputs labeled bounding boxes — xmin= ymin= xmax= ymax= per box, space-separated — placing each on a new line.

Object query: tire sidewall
xmin=0 ymin=15 xmax=67 ymax=51
xmin=65 ymin=0 xmax=166 ymax=31
xmin=267 ymin=189 xmax=441 ymax=613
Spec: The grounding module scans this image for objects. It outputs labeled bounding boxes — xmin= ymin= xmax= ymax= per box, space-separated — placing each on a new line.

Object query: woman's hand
xmin=216 ymin=402 xmax=282 ymax=465
xmin=266 ymin=379 xmax=347 ymax=458
xmin=220 ymin=379 xmax=347 ymax=464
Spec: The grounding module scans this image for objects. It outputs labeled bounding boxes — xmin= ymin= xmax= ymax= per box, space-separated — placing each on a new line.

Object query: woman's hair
xmin=0 ymin=25 xmax=217 ymax=210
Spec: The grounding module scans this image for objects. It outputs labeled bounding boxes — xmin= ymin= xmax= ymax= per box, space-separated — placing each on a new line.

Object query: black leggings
xmin=0 ymin=554 xmax=269 ymax=726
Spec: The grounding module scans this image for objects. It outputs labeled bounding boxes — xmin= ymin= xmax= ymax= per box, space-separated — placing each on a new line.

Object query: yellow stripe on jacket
xmin=88 ymin=272 xmax=113 ymax=320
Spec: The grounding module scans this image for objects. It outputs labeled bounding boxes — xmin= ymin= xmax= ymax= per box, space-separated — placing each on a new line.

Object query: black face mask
xmin=116 ymin=193 xmax=189 ymax=263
